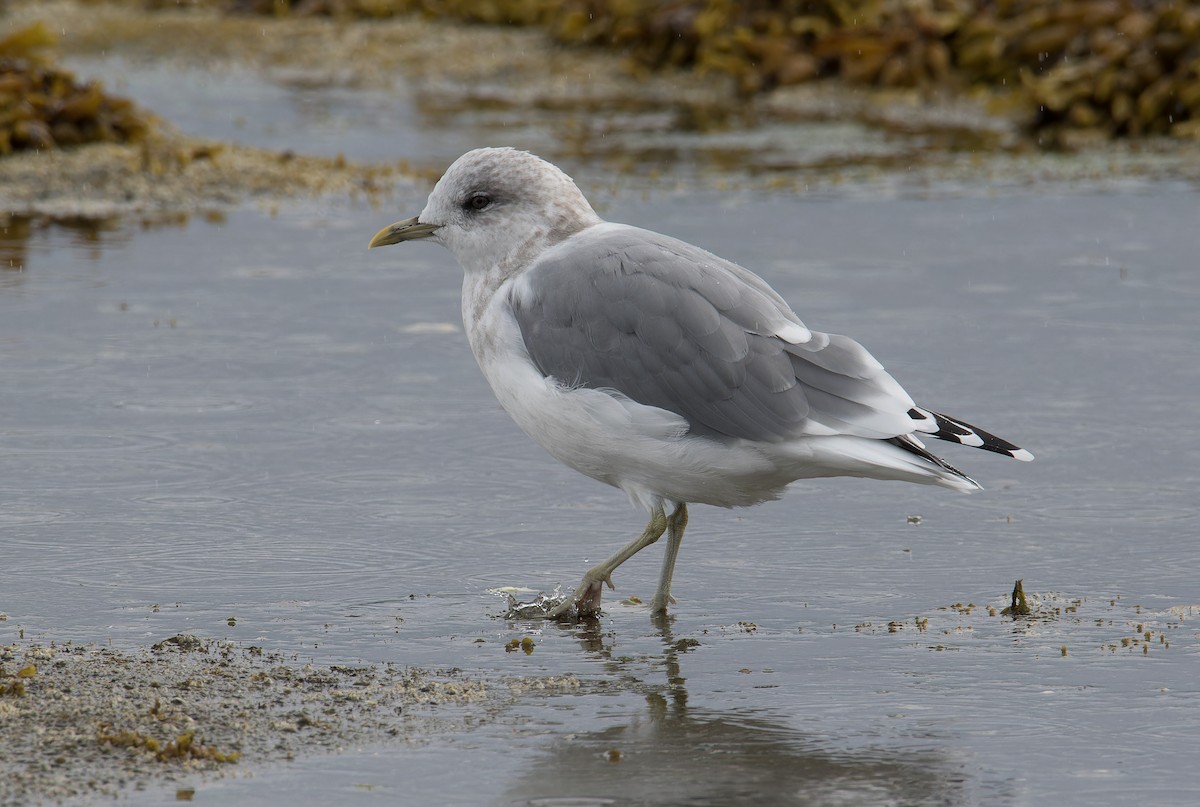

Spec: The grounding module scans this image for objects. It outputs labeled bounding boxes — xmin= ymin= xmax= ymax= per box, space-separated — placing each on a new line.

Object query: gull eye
xmin=466 ymin=193 xmax=491 ymax=211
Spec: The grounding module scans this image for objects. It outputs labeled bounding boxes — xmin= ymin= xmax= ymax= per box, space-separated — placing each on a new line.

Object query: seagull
xmin=369 ymin=147 xmax=1032 ymax=619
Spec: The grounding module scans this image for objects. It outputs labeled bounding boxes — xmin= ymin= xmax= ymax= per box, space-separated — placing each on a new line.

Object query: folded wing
xmin=508 ymin=224 xmax=921 ymax=444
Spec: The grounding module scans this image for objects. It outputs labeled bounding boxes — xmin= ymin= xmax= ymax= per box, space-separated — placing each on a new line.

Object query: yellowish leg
xmin=548 ymin=505 xmax=667 ymax=618
xmin=649 ymin=503 xmax=688 ymax=614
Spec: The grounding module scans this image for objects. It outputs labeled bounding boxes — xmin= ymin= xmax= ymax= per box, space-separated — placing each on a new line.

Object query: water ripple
xmin=0 ymin=455 xmax=225 ymax=492
xmin=945 ymin=482 xmax=1198 ymax=524
xmin=2 ymin=430 xmax=175 ymax=453
xmin=0 ymin=506 xmax=66 ymax=526
xmin=113 ymin=396 xmax=256 ymax=413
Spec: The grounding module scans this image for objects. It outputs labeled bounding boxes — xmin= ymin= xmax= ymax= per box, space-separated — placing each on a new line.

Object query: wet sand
xmin=1 ymin=633 xmax=581 ymax=804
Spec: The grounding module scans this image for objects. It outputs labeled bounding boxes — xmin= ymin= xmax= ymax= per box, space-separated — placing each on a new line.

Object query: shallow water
xmin=67 ymin=55 xmax=957 ymax=185
xmin=4 ymin=55 xmax=1200 ymax=807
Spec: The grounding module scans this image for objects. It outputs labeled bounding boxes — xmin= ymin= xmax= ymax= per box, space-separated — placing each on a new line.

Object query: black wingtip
xmin=910 ymin=408 xmax=1033 ymax=462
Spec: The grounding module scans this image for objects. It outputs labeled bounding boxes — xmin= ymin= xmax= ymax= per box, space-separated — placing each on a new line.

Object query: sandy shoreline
xmin=0 ymin=633 xmax=579 ymax=805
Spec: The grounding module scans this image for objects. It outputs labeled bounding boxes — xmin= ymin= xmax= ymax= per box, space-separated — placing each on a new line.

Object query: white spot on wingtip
xmin=1011 ymin=448 xmax=1035 ymax=462
xmin=776 ymin=321 xmax=811 ymax=344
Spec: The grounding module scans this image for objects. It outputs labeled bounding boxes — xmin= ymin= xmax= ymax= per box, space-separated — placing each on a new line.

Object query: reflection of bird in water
xmin=370 ymin=147 xmax=1032 ymax=618
xmin=502 ymin=619 xmax=967 ymax=806
xmin=502 ymin=706 xmax=966 ymax=806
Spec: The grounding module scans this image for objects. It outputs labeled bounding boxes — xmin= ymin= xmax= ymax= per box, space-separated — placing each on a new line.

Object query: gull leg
xmin=649 ymin=503 xmax=688 ymax=614
xmin=548 ymin=505 xmax=668 ymax=618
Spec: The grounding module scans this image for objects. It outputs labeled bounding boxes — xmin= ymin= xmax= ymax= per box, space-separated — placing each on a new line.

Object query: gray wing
xmin=509 ymin=224 xmax=917 ymax=443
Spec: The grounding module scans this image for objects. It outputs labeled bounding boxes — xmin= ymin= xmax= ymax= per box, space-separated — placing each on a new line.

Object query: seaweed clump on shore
xmin=954 ymin=2 xmax=1200 ymax=143
xmin=222 ymin=0 xmax=1200 ymax=144
xmin=0 ymin=21 xmax=154 ymax=155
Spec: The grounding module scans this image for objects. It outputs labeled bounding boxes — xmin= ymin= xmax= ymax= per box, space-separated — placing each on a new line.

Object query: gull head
xmin=369 ymin=147 xmax=601 ymax=276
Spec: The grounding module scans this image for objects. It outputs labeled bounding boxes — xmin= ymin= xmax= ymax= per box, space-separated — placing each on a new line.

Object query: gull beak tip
xmin=367 ymin=225 xmax=397 ymax=250
xmin=368 ymin=216 xmax=439 ymax=250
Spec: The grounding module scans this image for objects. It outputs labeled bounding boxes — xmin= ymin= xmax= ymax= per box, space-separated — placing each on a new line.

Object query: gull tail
xmin=907 ymin=407 xmax=1034 ymax=462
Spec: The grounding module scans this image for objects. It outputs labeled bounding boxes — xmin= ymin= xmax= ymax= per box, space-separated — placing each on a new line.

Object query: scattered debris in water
xmin=1000 ymin=578 xmax=1033 ymax=617
xmin=848 ymin=588 xmax=1190 ymax=660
